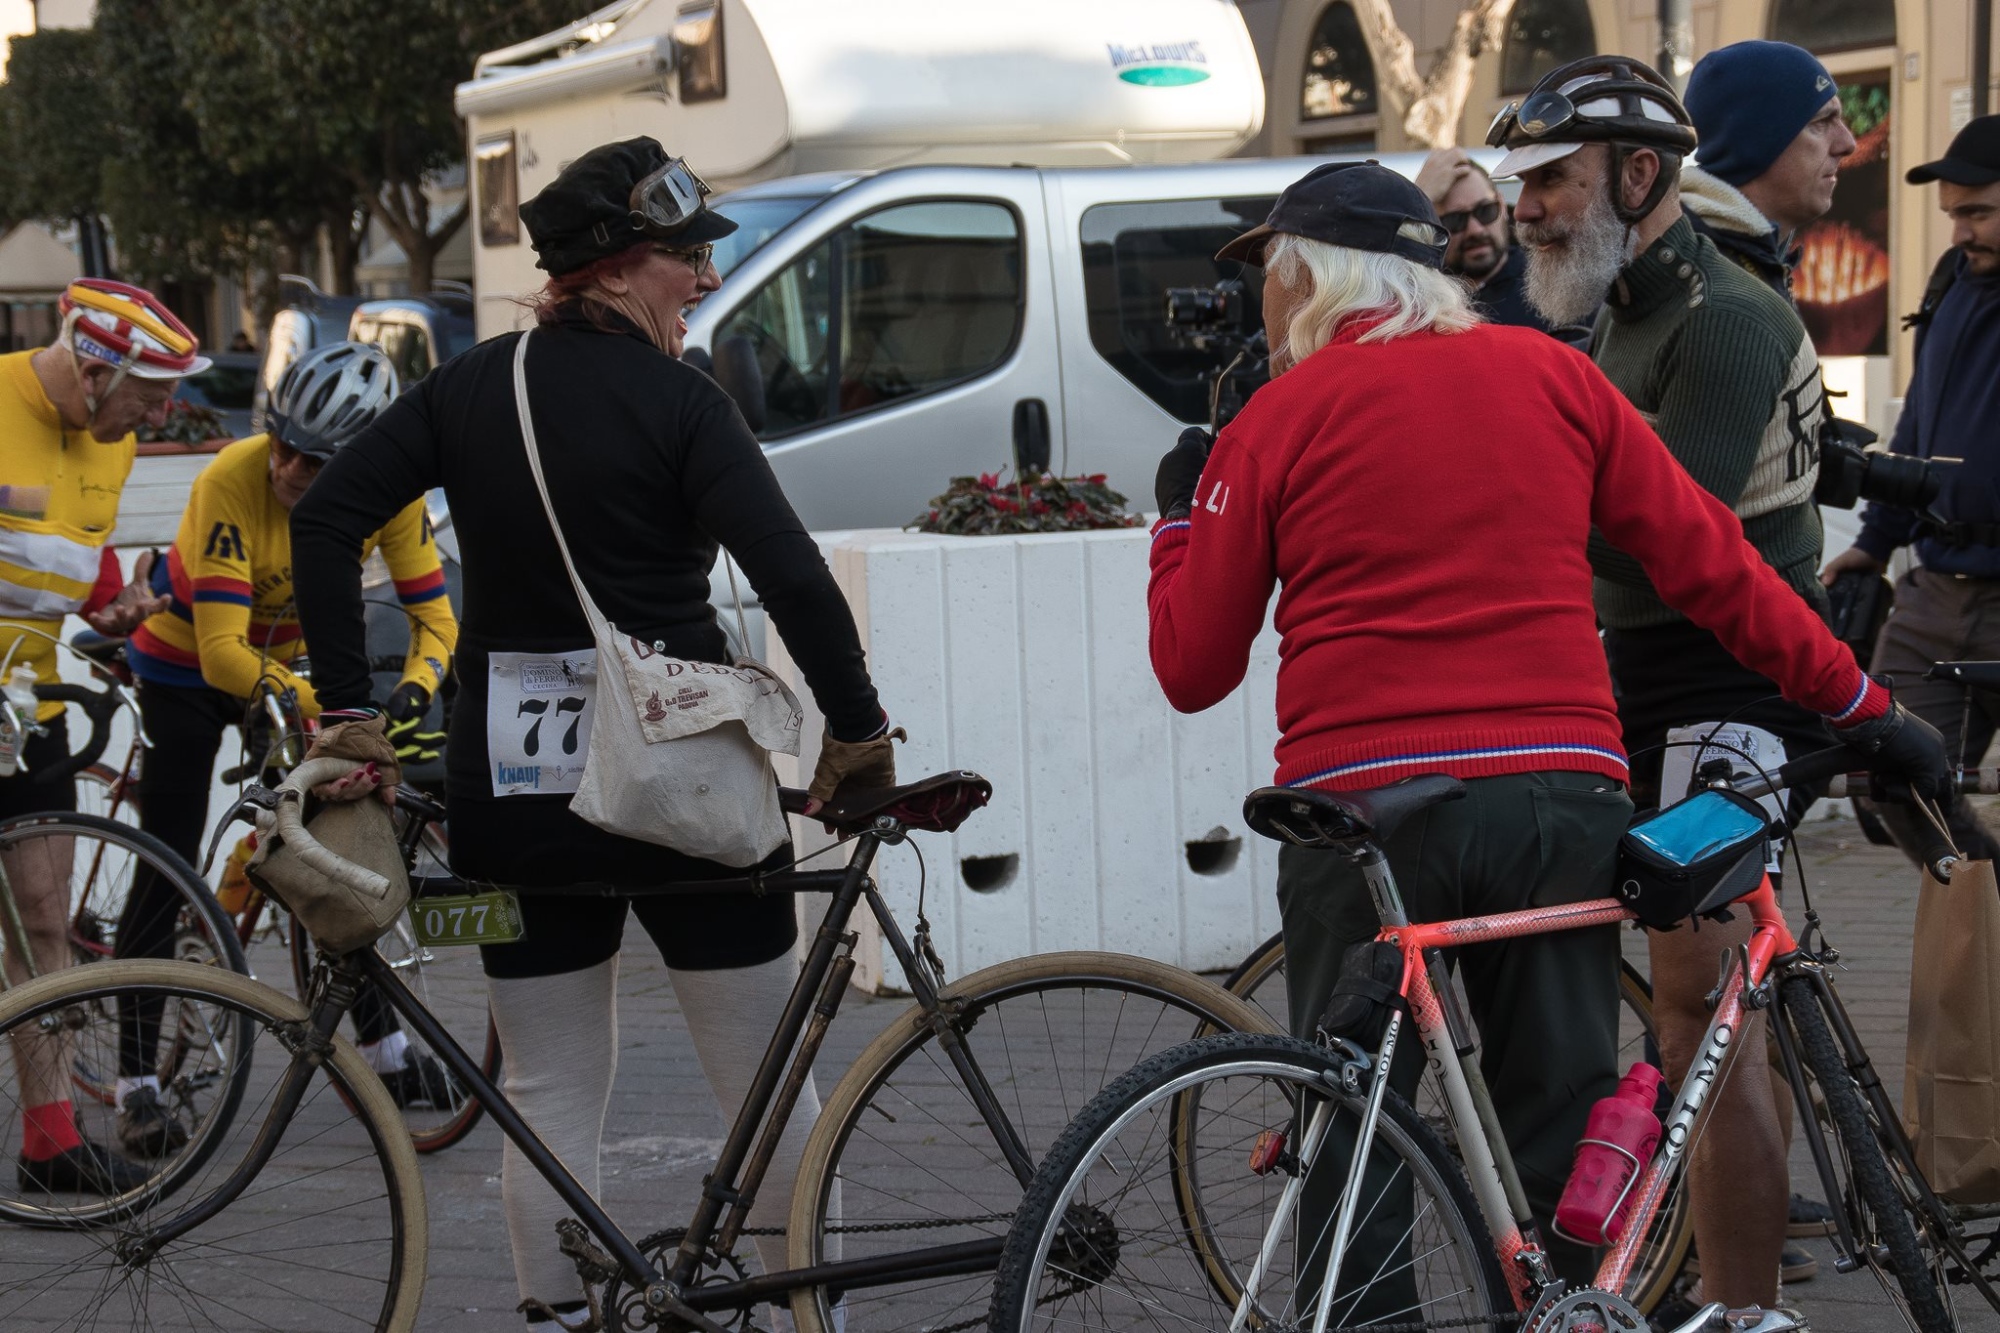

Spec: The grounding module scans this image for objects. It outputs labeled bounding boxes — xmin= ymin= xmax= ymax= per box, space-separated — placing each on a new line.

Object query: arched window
xmin=1301 ymin=2 xmax=1378 ymax=121
xmin=1769 ymin=0 xmax=1895 ymax=53
xmin=1501 ymin=0 xmax=1598 ymax=94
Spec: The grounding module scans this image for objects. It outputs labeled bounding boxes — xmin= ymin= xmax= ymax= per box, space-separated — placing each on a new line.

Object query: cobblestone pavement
xmin=8 ymin=816 xmax=1996 ymax=1331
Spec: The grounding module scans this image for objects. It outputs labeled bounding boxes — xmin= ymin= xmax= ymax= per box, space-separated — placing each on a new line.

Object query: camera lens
xmin=1862 ymin=453 xmax=1945 ymax=510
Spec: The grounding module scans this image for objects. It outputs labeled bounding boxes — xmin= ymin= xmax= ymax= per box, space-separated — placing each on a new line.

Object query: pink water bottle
xmin=1555 ymin=1062 xmax=1663 ymax=1245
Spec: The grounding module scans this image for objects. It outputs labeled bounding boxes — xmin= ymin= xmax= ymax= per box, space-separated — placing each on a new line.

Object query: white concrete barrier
xmin=766 ymin=528 xmax=1283 ymax=993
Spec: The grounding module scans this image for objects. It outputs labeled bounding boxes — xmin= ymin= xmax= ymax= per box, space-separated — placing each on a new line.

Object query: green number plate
xmin=410 ymin=890 xmax=525 ymax=947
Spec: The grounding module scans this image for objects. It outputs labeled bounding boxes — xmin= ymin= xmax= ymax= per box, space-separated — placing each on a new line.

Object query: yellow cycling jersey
xmin=0 ymin=350 xmax=135 ymax=720
xmin=128 ymin=435 xmax=457 ymax=715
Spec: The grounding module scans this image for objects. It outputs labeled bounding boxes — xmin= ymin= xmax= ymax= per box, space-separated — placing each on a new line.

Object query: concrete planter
xmin=767 ymin=527 xmax=1282 ymax=993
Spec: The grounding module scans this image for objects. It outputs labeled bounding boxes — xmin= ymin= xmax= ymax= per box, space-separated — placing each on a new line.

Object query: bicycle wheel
xmin=1223 ymin=935 xmax=1693 ymax=1312
xmin=74 ymin=755 xmax=141 ymax=825
xmin=1781 ymin=974 xmax=1956 ymax=1331
xmin=990 ymin=1031 xmax=1509 ymax=1333
xmin=3 ymin=812 xmax=248 ymax=1110
xmin=787 ymin=951 xmax=1278 ymax=1333
xmin=0 ymin=960 xmax=428 ymax=1329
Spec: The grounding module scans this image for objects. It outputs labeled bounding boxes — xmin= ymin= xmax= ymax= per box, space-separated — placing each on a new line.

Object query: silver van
xmin=686 ymin=154 xmax=1435 ymax=531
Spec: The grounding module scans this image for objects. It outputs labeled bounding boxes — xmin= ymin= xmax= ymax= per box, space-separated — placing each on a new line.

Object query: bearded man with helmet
xmin=1 ymin=280 xmax=210 ymax=1197
xmin=116 ymin=341 xmax=460 ymax=1154
xmin=1496 ymin=55 xmax=1851 ymax=1306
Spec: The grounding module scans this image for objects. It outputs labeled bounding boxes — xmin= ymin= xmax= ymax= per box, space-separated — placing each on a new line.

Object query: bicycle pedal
xmin=1660 ymin=1303 xmax=1808 ymax=1333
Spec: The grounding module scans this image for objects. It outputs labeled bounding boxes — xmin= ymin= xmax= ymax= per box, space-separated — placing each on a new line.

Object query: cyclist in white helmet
xmin=119 ymin=341 xmax=459 ymax=1155
xmin=3 ymin=279 xmax=207 ymax=1198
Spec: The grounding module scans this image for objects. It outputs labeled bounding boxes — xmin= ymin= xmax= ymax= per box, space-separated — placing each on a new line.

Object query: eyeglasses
xmin=654 ymin=242 xmax=715 ymax=272
xmin=629 ymin=157 xmax=712 ymax=233
xmin=1440 ymin=199 xmax=1503 ymax=234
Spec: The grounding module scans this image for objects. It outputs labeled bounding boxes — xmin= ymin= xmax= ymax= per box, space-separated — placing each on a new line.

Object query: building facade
xmin=1234 ymin=0 xmax=1996 ymax=408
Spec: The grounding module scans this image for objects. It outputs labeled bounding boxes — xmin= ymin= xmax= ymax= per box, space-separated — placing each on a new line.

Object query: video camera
xmin=1163 ymin=279 xmax=1268 ymax=431
xmin=1814 ymin=418 xmax=1955 ymax=511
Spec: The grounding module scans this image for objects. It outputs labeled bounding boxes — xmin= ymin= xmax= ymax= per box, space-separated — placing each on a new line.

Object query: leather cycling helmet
xmin=1487 ymin=55 xmax=1699 ymax=224
xmin=266 ymin=341 xmax=400 ymax=459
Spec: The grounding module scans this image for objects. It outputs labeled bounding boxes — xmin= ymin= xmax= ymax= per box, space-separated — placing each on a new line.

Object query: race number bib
xmin=486 ymin=651 xmax=598 ymax=796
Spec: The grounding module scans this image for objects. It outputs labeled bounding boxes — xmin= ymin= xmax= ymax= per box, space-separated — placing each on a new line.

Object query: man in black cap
xmin=1145 ymin=159 xmax=1942 ymax=1318
xmin=1823 ymin=115 xmax=2000 ymax=864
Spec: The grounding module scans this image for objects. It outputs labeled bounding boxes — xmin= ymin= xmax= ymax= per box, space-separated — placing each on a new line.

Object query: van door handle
xmin=1013 ymin=399 xmax=1051 ymax=477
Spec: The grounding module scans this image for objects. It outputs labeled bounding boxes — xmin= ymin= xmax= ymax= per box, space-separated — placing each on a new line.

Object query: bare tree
xmin=1347 ymin=0 xmax=1522 ymax=148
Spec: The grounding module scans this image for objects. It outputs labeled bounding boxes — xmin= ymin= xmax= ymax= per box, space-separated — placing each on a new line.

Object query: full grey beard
xmin=1520 ymin=191 xmax=1636 ymax=327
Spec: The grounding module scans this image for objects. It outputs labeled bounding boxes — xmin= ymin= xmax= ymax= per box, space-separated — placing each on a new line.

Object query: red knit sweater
xmin=1148 ymin=320 xmax=1883 ymax=791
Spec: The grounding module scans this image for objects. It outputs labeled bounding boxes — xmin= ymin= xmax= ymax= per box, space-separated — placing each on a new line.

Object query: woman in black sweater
xmin=292 ymin=139 xmax=896 ymax=1328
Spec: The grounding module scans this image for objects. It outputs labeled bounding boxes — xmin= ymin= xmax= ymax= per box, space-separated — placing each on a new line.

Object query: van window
xmin=1080 ymin=197 xmax=1277 ymax=424
xmin=377 ymin=324 xmax=432 ymax=386
xmin=716 ymin=200 xmax=1023 ymax=439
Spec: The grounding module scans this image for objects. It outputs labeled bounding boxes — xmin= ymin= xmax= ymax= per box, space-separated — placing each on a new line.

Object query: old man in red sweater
xmin=1148 ymin=161 xmax=1947 ymax=1288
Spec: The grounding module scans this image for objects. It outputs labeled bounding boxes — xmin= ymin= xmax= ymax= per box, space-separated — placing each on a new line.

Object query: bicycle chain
xmin=730 ymin=1212 xmax=1015 ymax=1237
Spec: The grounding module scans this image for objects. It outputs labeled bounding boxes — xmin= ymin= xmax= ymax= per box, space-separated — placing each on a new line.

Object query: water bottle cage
xmin=1549 ymin=1137 xmax=1646 ymax=1247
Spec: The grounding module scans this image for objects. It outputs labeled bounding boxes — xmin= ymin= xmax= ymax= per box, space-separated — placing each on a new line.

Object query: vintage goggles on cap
xmin=630 ymin=157 xmax=712 ymax=234
xmin=1486 ymin=88 xmax=1593 ymax=148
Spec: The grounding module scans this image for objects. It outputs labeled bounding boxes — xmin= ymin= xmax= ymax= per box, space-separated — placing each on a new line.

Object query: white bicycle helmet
xmin=267 ymin=341 xmax=401 ymax=459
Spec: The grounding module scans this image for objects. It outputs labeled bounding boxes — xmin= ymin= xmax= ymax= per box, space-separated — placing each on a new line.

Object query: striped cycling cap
xmin=59 ymin=279 xmax=211 ymax=380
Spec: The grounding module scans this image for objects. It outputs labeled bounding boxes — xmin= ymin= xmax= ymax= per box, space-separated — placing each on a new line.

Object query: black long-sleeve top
xmin=291 ymin=307 xmax=882 ymax=886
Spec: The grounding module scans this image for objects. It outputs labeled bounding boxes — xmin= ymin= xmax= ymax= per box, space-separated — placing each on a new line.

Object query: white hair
xmin=1264 ymin=232 xmax=1481 ymax=366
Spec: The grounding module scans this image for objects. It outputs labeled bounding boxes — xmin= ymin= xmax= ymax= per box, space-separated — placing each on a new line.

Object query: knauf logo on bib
xmin=1108 ymin=40 xmax=1211 ymax=86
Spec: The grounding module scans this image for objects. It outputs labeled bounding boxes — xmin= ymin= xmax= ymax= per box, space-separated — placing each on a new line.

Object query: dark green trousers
xmin=1278 ymin=770 xmax=1630 ymax=1298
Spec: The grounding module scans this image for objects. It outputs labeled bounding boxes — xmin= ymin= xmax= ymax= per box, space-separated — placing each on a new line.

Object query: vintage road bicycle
xmin=990 ymin=743 xmax=2000 ymax=1333
xmin=0 ymin=757 xmax=1275 ymax=1332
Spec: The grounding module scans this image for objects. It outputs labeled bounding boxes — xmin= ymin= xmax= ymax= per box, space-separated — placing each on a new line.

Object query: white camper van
xmin=457 ymin=0 xmax=1266 ymax=338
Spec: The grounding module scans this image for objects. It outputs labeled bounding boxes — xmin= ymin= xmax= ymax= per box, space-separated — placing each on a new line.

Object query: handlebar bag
xmin=1616 ymin=787 xmax=1771 ymax=930
xmin=248 ymin=798 xmax=412 ymax=955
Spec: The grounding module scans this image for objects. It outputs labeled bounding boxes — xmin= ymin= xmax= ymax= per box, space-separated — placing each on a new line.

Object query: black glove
xmin=383 ymin=682 xmax=446 ymax=765
xmin=1830 ymin=700 xmax=1951 ymax=803
xmin=1155 ymin=427 xmax=1214 ymax=520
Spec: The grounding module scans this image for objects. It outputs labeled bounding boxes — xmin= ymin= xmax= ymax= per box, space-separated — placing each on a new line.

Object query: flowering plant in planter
xmin=909 ymin=471 xmax=1143 ymax=536
xmin=138 ymin=399 xmax=229 ymax=446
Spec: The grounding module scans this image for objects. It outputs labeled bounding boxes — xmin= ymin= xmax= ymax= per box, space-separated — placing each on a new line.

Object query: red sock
xmin=22 ymin=1101 xmax=82 ymax=1161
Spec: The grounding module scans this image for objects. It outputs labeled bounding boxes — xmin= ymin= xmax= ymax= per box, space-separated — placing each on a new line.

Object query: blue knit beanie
xmin=1685 ymin=41 xmax=1838 ymax=186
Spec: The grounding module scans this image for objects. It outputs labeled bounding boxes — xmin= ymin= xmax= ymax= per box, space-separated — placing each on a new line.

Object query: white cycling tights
xmin=488 ymin=949 xmax=833 ymax=1322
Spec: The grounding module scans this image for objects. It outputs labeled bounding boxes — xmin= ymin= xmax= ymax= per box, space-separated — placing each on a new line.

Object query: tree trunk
xmin=323 ymin=206 xmax=363 ymax=295
xmin=1345 ymin=0 xmax=1521 ymax=149
xmin=362 ymin=176 xmax=466 ymax=296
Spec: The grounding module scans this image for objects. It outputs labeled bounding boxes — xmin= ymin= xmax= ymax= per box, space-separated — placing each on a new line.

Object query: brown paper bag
xmin=1903 ymin=857 xmax=2000 ymax=1203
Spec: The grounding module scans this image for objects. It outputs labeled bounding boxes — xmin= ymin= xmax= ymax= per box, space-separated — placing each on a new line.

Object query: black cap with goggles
xmin=1484 ymin=56 xmax=1697 ymax=224
xmin=520 ymin=137 xmax=739 ymax=277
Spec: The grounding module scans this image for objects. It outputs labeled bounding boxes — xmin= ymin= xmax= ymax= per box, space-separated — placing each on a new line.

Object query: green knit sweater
xmin=1590 ymin=216 xmax=1829 ymax=629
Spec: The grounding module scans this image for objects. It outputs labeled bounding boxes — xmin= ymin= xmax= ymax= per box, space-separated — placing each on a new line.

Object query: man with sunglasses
xmin=1416 ymin=148 xmax=1584 ymax=340
xmin=120 ymin=341 xmax=460 ymax=1151
xmin=1497 ymin=55 xmax=1843 ymax=1312
xmin=4 ymin=279 xmax=206 ymax=1198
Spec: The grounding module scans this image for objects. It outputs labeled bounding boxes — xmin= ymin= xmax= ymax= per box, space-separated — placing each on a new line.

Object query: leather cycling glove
xmin=809 ymin=724 xmax=906 ymax=805
xmin=384 ymin=682 xmax=446 ymax=765
xmin=1155 ymin=427 xmax=1214 ymax=520
xmin=1829 ymin=700 xmax=1952 ymax=803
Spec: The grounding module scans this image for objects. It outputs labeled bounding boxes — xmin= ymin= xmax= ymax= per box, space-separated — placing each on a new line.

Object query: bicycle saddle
xmin=1927 ymin=660 xmax=2000 ymax=690
xmin=69 ymin=629 xmax=125 ymax=667
xmin=779 ymin=771 xmax=993 ymax=835
xmin=1244 ymin=774 xmax=1466 ymax=848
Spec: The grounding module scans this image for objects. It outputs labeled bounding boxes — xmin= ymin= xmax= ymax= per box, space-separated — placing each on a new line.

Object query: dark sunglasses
xmin=1440 ymin=199 xmax=1503 ymax=234
xmin=273 ymin=439 xmax=326 ymax=470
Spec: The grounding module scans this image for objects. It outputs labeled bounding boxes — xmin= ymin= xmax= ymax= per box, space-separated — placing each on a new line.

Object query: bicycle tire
xmin=73 ymin=757 xmax=139 ymax=824
xmin=1219 ymin=932 xmax=1693 ymax=1312
xmin=1781 ymin=974 xmax=1956 ymax=1331
xmin=787 ymin=951 xmax=1278 ymax=1333
xmin=990 ymin=1031 xmax=1509 ymax=1333
xmin=0 ymin=959 xmax=428 ymax=1329
xmin=3 ymin=811 xmax=248 ymax=1117
xmin=289 ymin=921 xmax=499 ymax=1153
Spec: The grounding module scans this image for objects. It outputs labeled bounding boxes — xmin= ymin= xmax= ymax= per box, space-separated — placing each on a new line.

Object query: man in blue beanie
xmin=1683 ymin=40 xmax=1856 ymax=298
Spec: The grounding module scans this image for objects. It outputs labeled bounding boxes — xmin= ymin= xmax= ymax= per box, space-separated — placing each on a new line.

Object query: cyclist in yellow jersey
xmin=4 ymin=279 xmax=209 ymax=1198
xmin=117 ymin=342 xmax=460 ymax=1153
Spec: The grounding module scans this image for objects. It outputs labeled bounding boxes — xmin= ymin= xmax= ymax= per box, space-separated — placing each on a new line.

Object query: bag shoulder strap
xmin=513 ymin=332 xmax=611 ymax=634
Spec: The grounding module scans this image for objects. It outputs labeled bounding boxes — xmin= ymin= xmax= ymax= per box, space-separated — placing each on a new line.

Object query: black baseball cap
xmin=1216 ymin=161 xmax=1450 ymax=268
xmin=1907 ymin=114 xmax=2000 ymax=186
xmin=519 ymin=137 xmax=739 ymax=275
